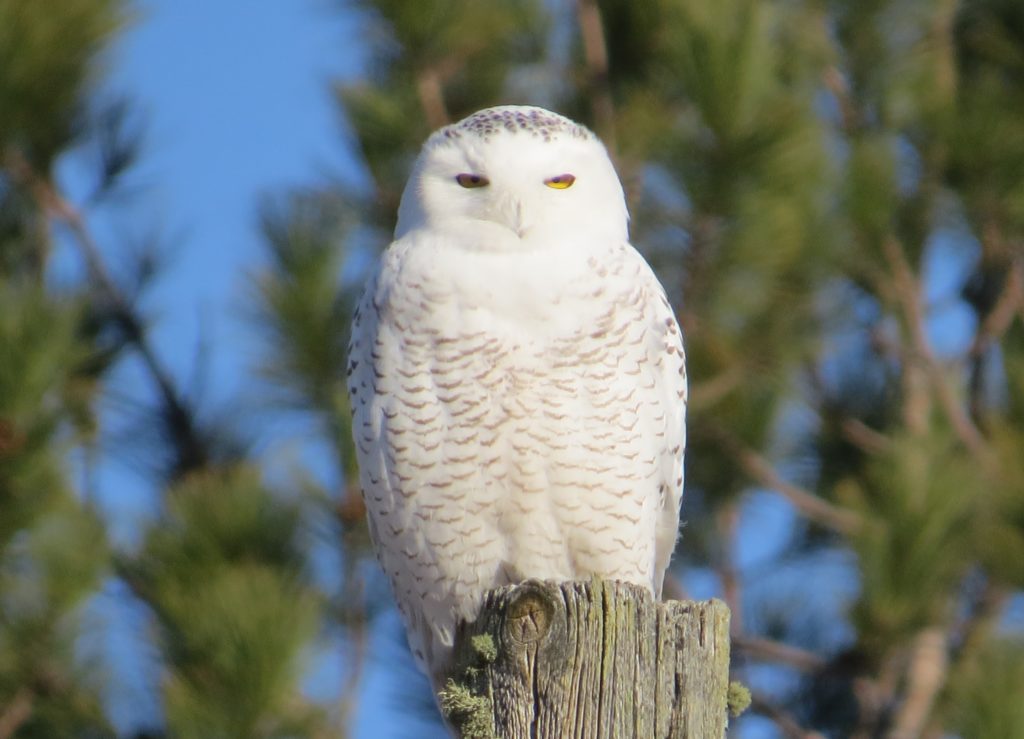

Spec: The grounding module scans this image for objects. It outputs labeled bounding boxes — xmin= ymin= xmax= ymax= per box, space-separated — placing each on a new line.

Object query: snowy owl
xmin=347 ymin=105 xmax=686 ymax=687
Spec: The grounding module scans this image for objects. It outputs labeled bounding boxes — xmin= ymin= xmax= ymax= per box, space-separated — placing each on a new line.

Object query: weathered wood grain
xmin=440 ymin=580 xmax=731 ymax=739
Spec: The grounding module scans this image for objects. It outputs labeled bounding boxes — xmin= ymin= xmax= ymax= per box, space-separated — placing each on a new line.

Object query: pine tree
xmin=1 ymin=2 xmax=124 ymax=735
xmin=2 ymin=2 xmax=330 ymax=736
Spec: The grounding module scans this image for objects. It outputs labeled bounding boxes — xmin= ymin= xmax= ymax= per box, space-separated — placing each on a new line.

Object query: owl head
xmin=395 ymin=106 xmax=629 ymax=251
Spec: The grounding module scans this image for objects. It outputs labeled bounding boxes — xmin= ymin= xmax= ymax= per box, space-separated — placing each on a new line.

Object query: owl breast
xmin=348 ymin=233 xmax=686 ymax=678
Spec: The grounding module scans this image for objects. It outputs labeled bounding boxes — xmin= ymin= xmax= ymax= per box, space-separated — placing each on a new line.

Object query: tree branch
xmin=0 ymin=687 xmax=33 ymax=739
xmin=969 ymin=257 xmax=1023 ymax=359
xmin=840 ymin=418 xmax=892 ymax=455
xmin=575 ymin=0 xmax=618 ymax=155
xmin=881 ymin=236 xmax=988 ymax=456
xmin=807 ymin=363 xmax=892 ymax=456
xmin=337 ymin=569 xmax=369 ymax=735
xmin=887 ymin=628 xmax=948 ymax=739
xmin=732 ymin=635 xmax=827 ymax=673
xmin=707 ymin=425 xmax=862 ymax=535
xmin=716 ymin=504 xmax=744 ymax=635
xmin=414 ymin=66 xmax=450 ymax=130
xmin=952 ymin=583 xmax=1007 ymax=661
xmin=4 ymin=149 xmax=209 ymax=474
xmin=967 ymin=257 xmax=1022 ymax=423
xmin=688 ymin=366 xmax=745 ymax=412
xmin=822 ymin=66 xmax=859 ymax=133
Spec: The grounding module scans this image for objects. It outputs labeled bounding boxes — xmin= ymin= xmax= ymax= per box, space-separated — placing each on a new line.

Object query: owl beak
xmin=489 ymin=193 xmax=529 ymax=238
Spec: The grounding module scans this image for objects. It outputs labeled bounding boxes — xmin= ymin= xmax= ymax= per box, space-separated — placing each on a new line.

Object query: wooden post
xmin=439 ymin=580 xmax=732 ymax=739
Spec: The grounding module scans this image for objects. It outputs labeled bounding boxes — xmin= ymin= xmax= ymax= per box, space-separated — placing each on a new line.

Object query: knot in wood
xmin=505 ymin=584 xmax=554 ymax=646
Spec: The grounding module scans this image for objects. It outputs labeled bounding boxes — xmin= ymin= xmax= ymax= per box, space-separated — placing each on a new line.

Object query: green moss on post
xmin=439 ymin=678 xmax=495 ymax=739
xmin=471 ymin=634 xmax=498 ymax=663
xmin=728 ymin=681 xmax=752 ymax=717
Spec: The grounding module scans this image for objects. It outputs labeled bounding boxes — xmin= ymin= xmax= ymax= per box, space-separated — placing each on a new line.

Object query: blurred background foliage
xmin=2 ymin=0 xmax=1024 ymax=736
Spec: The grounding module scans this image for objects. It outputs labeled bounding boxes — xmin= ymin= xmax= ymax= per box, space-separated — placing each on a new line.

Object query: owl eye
xmin=544 ymin=174 xmax=576 ymax=189
xmin=455 ymin=173 xmax=489 ymax=188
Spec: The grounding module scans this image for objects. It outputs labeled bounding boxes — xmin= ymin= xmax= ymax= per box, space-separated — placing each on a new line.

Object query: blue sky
xmin=99 ymin=0 xmax=361 ymax=392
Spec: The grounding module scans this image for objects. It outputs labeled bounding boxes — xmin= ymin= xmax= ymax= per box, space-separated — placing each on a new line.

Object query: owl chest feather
xmin=365 ymin=235 xmax=675 ymax=520
xmin=377 ymin=234 xmax=654 ymax=422
xmin=350 ymin=234 xmax=684 ymax=675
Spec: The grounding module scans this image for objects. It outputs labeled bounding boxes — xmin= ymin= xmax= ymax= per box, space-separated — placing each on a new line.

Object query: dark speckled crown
xmin=436 ymin=106 xmax=595 ymax=144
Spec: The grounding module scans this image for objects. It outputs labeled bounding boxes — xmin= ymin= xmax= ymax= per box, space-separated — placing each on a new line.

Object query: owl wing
xmin=346 ymin=243 xmax=474 ymax=678
xmin=625 ymin=244 xmax=687 ymax=596
xmin=347 ymin=252 xmax=435 ymax=667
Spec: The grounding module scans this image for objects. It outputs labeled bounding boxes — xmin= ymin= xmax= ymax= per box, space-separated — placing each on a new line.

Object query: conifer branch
xmin=968 ymin=258 xmax=1023 ymax=358
xmin=967 ymin=255 xmax=1022 ymax=423
xmin=337 ymin=572 xmax=369 ymax=732
xmin=4 ymin=149 xmax=209 ymax=474
xmin=806 ymin=367 xmax=892 ymax=455
xmin=0 ymin=687 xmax=32 ymax=739
xmin=415 ymin=65 xmax=450 ymax=130
xmin=575 ymin=0 xmax=618 ymax=154
xmin=708 ymin=425 xmax=863 ymax=534
xmin=953 ymin=584 xmax=1007 ymax=663
xmin=881 ymin=237 xmax=989 ymax=456
xmin=822 ymin=65 xmax=859 ymax=133
xmin=888 ymin=628 xmax=949 ymax=739
xmin=840 ymin=418 xmax=892 ymax=455
xmin=733 ymin=635 xmax=828 ymax=672
xmin=689 ymin=366 xmax=745 ymax=411
xmin=716 ymin=503 xmax=744 ymax=634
